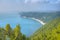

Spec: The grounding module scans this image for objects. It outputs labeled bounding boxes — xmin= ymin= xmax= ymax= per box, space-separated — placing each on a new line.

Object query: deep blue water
xmin=0 ymin=13 xmax=42 ymax=36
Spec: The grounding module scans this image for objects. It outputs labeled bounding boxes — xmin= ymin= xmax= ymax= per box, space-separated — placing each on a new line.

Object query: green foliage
xmin=0 ymin=24 xmax=29 ymax=40
xmin=31 ymin=17 xmax=60 ymax=40
xmin=14 ymin=24 xmax=22 ymax=40
xmin=22 ymin=34 xmax=26 ymax=40
xmin=1 ymin=17 xmax=60 ymax=40
xmin=5 ymin=24 xmax=12 ymax=36
xmin=14 ymin=24 xmax=21 ymax=36
xmin=5 ymin=24 xmax=12 ymax=32
xmin=0 ymin=28 xmax=6 ymax=40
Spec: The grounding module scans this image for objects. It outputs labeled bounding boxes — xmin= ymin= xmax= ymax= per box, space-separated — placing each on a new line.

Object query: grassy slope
xmin=31 ymin=17 xmax=60 ymax=40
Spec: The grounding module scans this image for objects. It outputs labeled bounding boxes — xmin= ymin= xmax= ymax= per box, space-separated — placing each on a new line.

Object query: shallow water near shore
xmin=0 ymin=13 xmax=42 ymax=36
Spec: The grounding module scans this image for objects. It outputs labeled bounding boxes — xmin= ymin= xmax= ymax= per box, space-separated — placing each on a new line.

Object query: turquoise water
xmin=0 ymin=13 xmax=42 ymax=36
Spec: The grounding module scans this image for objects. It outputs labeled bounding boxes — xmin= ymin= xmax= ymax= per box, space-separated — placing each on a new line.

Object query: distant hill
xmin=19 ymin=11 xmax=60 ymax=23
xmin=30 ymin=17 xmax=60 ymax=40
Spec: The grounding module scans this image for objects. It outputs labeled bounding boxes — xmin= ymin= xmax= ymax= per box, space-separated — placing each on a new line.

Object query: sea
xmin=0 ymin=12 xmax=42 ymax=37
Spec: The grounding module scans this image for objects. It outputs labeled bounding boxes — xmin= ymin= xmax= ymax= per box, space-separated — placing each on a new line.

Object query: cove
xmin=0 ymin=13 xmax=42 ymax=37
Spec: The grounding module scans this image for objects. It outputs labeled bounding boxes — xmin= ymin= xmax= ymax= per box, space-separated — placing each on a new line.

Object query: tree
xmin=0 ymin=28 xmax=6 ymax=40
xmin=14 ymin=24 xmax=22 ymax=40
xmin=5 ymin=24 xmax=12 ymax=35
xmin=0 ymin=24 xmax=30 ymax=40
xmin=22 ymin=34 xmax=26 ymax=40
xmin=5 ymin=24 xmax=12 ymax=40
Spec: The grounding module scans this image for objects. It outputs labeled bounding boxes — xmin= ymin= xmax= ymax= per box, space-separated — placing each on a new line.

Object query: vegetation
xmin=0 ymin=17 xmax=60 ymax=40
xmin=0 ymin=24 xmax=29 ymax=40
xmin=31 ymin=17 xmax=60 ymax=40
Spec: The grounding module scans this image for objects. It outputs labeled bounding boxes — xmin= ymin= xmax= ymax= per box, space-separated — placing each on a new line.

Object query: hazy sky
xmin=0 ymin=0 xmax=60 ymax=12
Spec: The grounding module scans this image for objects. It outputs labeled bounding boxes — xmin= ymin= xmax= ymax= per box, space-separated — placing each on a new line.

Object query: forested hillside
xmin=31 ymin=17 xmax=60 ymax=40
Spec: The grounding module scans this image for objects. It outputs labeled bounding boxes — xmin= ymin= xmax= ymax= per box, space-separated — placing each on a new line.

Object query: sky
xmin=0 ymin=0 xmax=60 ymax=12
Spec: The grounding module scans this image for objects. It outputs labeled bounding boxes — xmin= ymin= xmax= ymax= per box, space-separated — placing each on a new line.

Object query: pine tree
xmin=5 ymin=24 xmax=12 ymax=36
xmin=22 ymin=34 xmax=26 ymax=40
xmin=0 ymin=28 xmax=6 ymax=40
xmin=5 ymin=24 xmax=12 ymax=40
xmin=14 ymin=24 xmax=22 ymax=40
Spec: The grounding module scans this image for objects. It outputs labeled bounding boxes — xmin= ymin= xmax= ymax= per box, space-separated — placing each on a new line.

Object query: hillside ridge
xmin=31 ymin=17 xmax=60 ymax=40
